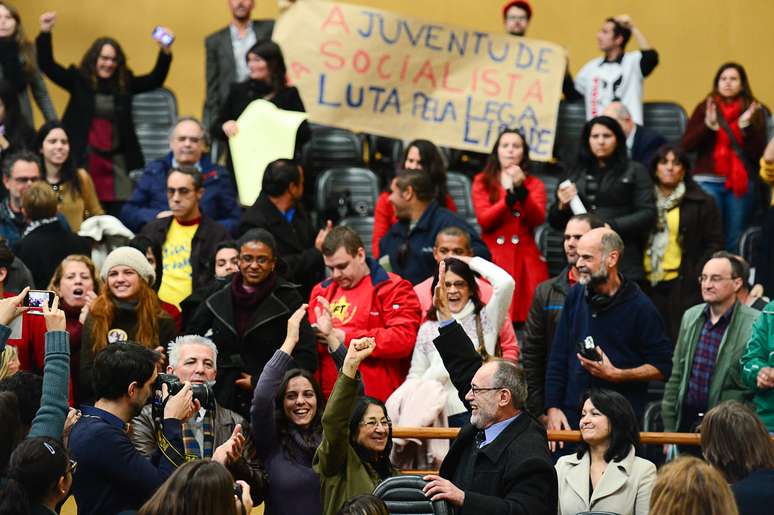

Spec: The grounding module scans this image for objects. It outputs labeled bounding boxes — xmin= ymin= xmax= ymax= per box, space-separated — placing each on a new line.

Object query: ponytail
xmin=0 ymin=437 xmax=69 ymax=515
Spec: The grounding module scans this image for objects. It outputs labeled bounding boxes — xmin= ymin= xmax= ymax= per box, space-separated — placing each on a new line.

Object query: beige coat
xmin=555 ymin=446 xmax=656 ymax=515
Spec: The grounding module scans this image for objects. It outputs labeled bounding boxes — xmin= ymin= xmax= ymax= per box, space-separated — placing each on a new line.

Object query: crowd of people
xmin=0 ymin=0 xmax=774 ymax=514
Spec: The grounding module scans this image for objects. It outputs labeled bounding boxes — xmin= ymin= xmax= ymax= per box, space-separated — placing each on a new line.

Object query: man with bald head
xmin=602 ymin=101 xmax=666 ymax=166
xmin=422 ymin=265 xmax=557 ymax=513
xmin=544 ymin=228 xmax=672 ymax=433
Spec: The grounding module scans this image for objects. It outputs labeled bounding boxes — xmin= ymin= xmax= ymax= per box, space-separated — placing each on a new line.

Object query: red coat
xmin=472 ymin=173 xmax=548 ymax=323
xmin=372 ymin=191 xmax=457 ymax=258
xmin=307 ymin=259 xmax=421 ymax=401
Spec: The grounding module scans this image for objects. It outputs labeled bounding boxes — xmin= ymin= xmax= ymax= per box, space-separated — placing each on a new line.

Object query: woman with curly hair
xmin=35 ymin=11 xmax=173 ymax=212
xmin=79 ymin=247 xmax=176 ymax=404
xmin=0 ymin=1 xmax=56 ymax=124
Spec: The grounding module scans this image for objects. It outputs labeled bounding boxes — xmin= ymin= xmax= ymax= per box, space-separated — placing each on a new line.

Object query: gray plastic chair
xmin=372 ymin=475 xmax=452 ymax=515
xmin=131 ymin=87 xmax=178 ymax=163
xmin=340 ymin=216 xmax=375 ymax=258
xmin=315 ymin=167 xmax=380 ymax=216
xmin=446 ymin=171 xmax=474 ymax=219
xmin=643 ymin=101 xmax=688 ymax=144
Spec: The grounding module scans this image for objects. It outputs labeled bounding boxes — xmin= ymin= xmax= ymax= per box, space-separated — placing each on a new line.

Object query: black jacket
xmin=522 ymin=267 xmax=572 ymax=416
xmin=35 ymin=32 xmax=171 ymax=171
xmin=548 ymin=161 xmax=656 ymax=280
xmin=139 ymin=215 xmax=230 ymax=291
xmin=240 ymin=192 xmax=324 ymax=298
xmin=12 ymin=219 xmax=91 ymax=288
xmin=187 ymin=276 xmax=317 ymax=417
xmin=631 ymin=125 xmax=667 ymax=167
xmin=433 ymin=321 xmax=558 ymax=515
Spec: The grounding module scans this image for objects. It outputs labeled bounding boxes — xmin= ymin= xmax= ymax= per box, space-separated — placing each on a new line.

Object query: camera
xmin=154 ymin=373 xmax=215 ymax=410
xmin=233 ymin=482 xmax=243 ymax=499
xmin=577 ymin=336 xmax=602 ymax=362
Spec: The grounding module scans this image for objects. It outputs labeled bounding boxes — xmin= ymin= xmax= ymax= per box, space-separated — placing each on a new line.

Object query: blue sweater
xmin=379 ymin=200 xmax=490 ymax=284
xmin=69 ymin=406 xmax=184 ymax=515
xmin=544 ymin=279 xmax=672 ymax=424
xmin=120 ymin=152 xmax=241 ymax=235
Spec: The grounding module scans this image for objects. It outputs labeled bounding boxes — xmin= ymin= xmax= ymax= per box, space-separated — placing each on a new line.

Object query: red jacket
xmin=372 ymin=191 xmax=457 ymax=258
xmin=307 ymin=259 xmax=421 ymax=401
xmin=472 ymin=173 xmax=548 ymax=323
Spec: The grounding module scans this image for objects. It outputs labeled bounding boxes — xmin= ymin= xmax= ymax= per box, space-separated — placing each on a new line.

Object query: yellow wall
xmin=17 ymin=0 xmax=774 ymax=126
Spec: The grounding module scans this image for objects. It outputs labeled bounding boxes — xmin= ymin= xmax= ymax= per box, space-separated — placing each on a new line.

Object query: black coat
xmin=433 ymin=322 xmax=558 ymax=515
xmin=139 ymin=215 xmax=230 ymax=291
xmin=240 ymin=192 xmax=324 ymax=298
xmin=631 ymin=125 xmax=667 ymax=167
xmin=12 ymin=220 xmax=91 ymax=288
xmin=35 ymin=32 xmax=171 ymax=171
xmin=187 ymin=277 xmax=317 ymax=417
xmin=548 ymin=161 xmax=656 ymax=280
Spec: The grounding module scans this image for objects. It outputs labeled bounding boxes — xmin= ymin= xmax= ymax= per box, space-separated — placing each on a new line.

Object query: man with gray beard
xmin=544 ymin=228 xmax=672 ymax=437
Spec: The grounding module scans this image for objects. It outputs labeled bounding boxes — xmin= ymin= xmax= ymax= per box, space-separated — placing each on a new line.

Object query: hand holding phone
xmin=152 ymin=26 xmax=175 ymax=47
xmin=24 ymin=290 xmax=56 ymax=310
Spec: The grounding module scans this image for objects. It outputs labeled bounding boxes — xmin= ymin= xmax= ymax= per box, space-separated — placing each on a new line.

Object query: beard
xmin=578 ymin=266 xmax=608 ymax=289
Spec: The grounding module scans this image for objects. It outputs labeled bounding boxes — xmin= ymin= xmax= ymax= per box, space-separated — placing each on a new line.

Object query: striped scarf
xmin=182 ymin=410 xmax=215 ymax=461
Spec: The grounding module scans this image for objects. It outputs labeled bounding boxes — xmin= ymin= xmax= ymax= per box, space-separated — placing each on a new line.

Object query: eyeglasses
xmin=13 ymin=176 xmax=39 ymax=184
xmin=697 ymin=275 xmax=736 ymax=285
xmin=167 ymin=187 xmax=194 ymax=197
xmin=444 ymin=281 xmax=469 ymax=291
xmin=469 ymin=385 xmax=504 ymax=396
xmin=360 ymin=418 xmax=392 ymax=430
xmin=240 ymin=254 xmax=273 ymax=265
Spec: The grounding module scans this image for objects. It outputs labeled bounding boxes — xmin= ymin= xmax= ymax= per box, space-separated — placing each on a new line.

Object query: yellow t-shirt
xmin=158 ymin=219 xmax=198 ymax=308
xmin=645 ymin=207 xmax=682 ymax=283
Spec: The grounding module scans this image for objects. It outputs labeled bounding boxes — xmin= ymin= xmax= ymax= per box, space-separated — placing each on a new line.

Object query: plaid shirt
xmin=685 ymin=303 xmax=735 ymax=410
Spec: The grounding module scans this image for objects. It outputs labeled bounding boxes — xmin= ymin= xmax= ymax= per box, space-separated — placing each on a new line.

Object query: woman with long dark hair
xmin=0 ymin=78 xmax=34 ymax=163
xmin=472 ymin=128 xmax=548 ymax=325
xmin=250 ymin=305 xmax=325 ymax=515
xmin=0 ymin=437 xmax=73 ymax=515
xmin=372 ymin=139 xmax=456 ymax=256
xmin=642 ymin=144 xmax=723 ymax=341
xmin=315 ymin=338 xmax=396 ymax=515
xmin=35 ymin=120 xmax=103 ymax=231
xmin=35 ymin=11 xmax=173 ymax=212
xmin=682 ymin=62 xmax=769 ymax=251
xmin=0 ymin=1 xmax=55 ymax=124
xmin=79 ymin=247 xmax=176 ymax=403
xmin=555 ymin=389 xmax=656 ymax=515
xmin=548 ymin=115 xmax=656 ymax=281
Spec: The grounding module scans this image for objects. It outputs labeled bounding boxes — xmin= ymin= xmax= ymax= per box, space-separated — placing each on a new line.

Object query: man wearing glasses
xmin=0 ymin=151 xmax=43 ymax=246
xmin=421 ymin=260 xmax=557 ymax=514
xmin=662 ymin=251 xmax=758 ymax=439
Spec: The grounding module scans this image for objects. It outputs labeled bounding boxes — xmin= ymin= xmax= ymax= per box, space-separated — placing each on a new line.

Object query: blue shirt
xmin=69 ymin=406 xmax=184 ymax=515
xmin=481 ymin=413 xmax=520 ymax=448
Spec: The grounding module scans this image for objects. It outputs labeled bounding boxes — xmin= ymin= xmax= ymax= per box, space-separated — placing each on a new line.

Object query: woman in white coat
xmin=556 ymin=388 xmax=656 ymax=515
xmin=406 ymin=255 xmax=516 ymax=427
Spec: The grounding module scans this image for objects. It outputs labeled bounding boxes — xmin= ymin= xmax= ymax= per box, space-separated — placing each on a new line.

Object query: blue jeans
xmin=695 ymin=177 xmax=753 ymax=251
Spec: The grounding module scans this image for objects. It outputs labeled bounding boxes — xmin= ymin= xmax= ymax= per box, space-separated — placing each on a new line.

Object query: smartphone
xmin=151 ymin=26 xmax=174 ymax=46
xmin=577 ymin=336 xmax=602 ymax=362
xmin=24 ymin=290 xmax=55 ymax=310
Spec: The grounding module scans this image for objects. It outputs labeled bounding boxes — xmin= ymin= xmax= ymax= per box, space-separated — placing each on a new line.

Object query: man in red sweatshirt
xmin=307 ymin=226 xmax=421 ymax=400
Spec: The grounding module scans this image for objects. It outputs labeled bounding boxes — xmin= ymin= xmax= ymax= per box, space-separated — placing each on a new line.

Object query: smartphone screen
xmin=151 ymin=26 xmax=174 ymax=46
xmin=25 ymin=290 xmax=55 ymax=309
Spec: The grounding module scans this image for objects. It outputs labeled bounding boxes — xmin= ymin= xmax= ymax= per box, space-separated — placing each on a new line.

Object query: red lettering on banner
xmin=481 ymin=69 xmax=501 ymax=97
xmin=412 ymin=59 xmax=437 ymax=88
xmin=506 ymin=73 xmax=523 ymax=100
xmin=320 ymin=40 xmax=345 ymax=70
xmin=377 ymin=55 xmax=392 ymax=80
xmin=522 ymin=79 xmax=544 ymax=103
xmin=289 ymin=61 xmax=311 ymax=81
xmin=470 ymin=67 xmax=478 ymax=93
xmin=441 ymin=62 xmax=463 ymax=93
xmin=352 ymin=49 xmax=371 ymax=74
xmin=399 ymin=55 xmax=410 ymax=81
xmin=321 ymin=6 xmax=350 ymax=34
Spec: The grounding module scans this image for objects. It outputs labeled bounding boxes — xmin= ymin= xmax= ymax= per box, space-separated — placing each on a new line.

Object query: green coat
xmin=662 ymin=302 xmax=758 ymax=431
xmin=313 ymin=373 xmax=394 ymax=515
xmin=740 ymin=302 xmax=774 ymax=430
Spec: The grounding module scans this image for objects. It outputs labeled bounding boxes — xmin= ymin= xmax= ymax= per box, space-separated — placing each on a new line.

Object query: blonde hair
xmin=0 ymin=345 xmax=19 ymax=380
xmin=650 ymin=457 xmax=739 ymax=515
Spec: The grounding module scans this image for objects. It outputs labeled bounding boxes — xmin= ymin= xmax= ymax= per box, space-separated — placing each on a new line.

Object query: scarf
xmin=231 ymin=271 xmax=277 ymax=336
xmin=182 ymin=409 xmax=215 ymax=460
xmin=286 ymin=425 xmax=323 ymax=463
xmin=648 ymin=181 xmax=686 ymax=285
xmin=712 ymin=97 xmax=749 ymax=197
xmin=21 ymin=216 xmax=59 ymax=238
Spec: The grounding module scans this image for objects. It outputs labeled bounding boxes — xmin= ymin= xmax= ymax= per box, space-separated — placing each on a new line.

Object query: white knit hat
xmin=100 ymin=247 xmax=156 ymax=287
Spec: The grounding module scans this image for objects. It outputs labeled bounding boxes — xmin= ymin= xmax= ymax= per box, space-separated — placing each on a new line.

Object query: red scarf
xmin=712 ymin=96 xmax=749 ymax=197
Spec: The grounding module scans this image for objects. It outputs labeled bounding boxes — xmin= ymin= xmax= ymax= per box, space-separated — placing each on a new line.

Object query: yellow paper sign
xmin=274 ymin=0 xmax=565 ymax=160
xmin=228 ymin=99 xmax=309 ymax=206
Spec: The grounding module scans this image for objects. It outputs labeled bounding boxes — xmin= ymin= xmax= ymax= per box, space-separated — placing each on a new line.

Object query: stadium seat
xmin=535 ymin=223 xmax=566 ymax=277
xmin=553 ymin=101 xmax=587 ymax=163
xmin=372 ymin=475 xmax=452 ymax=515
xmin=302 ymin=126 xmax=364 ymax=176
xmin=340 ymin=216 xmax=375 ymax=258
xmin=739 ymin=225 xmax=763 ymax=269
xmin=446 ymin=172 xmax=475 ymax=219
xmin=643 ymin=102 xmax=688 ymax=144
xmin=315 ymin=167 xmax=379 ymax=219
xmin=132 ymin=87 xmax=178 ymax=164
xmin=447 ymin=148 xmax=488 ymax=176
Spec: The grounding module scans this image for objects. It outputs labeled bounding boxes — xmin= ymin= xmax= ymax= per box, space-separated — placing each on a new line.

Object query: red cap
xmin=502 ymin=0 xmax=532 ymax=20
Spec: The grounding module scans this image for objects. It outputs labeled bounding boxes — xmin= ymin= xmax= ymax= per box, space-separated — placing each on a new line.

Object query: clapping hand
xmin=213 ymin=424 xmax=245 ymax=465
xmin=433 ymin=261 xmax=453 ymax=321
xmin=0 ymin=287 xmax=28 ymax=327
xmin=503 ymin=164 xmax=526 ymax=189
xmin=705 ymin=98 xmax=718 ymax=129
xmin=739 ymin=101 xmax=760 ymax=128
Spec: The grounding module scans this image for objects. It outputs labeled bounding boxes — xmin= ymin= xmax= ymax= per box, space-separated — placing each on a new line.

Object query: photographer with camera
xmin=130 ymin=334 xmax=265 ymax=504
xmin=68 ymin=342 xmax=213 ymax=515
xmin=544 ymin=228 xmax=672 ymax=448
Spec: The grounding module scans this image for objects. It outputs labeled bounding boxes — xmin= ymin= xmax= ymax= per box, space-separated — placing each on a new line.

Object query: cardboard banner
xmin=273 ymin=0 xmax=566 ymax=160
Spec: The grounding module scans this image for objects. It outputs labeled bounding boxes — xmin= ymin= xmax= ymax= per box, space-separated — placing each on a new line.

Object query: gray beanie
xmin=100 ymin=247 xmax=156 ymax=287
